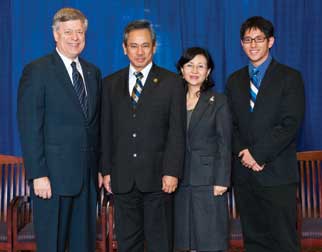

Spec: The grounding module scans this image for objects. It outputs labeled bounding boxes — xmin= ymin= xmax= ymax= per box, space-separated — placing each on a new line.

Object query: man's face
xmin=53 ymin=19 xmax=86 ymax=60
xmin=123 ymin=28 xmax=156 ymax=71
xmin=241 ymin=28 xmax=274 ymax=67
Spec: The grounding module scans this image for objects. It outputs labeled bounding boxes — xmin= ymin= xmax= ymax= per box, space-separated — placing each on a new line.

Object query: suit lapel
xmin=80 ymin=58 xmax=97 ymax=120
xmin=135 ymin=64 xmax=160 ymax=110
xmin=254 ymin=60 xmax=278 ymax=111
xmin=188 ymin=90 xmax=213 ymax=134
xmin=50 ymin=51 xmax=84 ymax=116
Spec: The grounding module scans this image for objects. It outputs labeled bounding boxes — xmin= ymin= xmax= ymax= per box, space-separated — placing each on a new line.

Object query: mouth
xmin=135 ymin=58 xmax=145 ymax=63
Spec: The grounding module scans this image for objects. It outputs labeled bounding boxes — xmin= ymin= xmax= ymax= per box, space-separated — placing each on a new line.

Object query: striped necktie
xmin=131 ymin=72 xmax=144 ymax=108
xmin=71 ymin=61 xmax=88 ymax=117
xmin=250 ymin=68 xmax=259 ymax=112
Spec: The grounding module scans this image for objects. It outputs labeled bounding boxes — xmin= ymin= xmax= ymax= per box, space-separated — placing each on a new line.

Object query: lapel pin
xmin=153 ymin=78 xmax=159 ymax=84
xmin=209 ymin=96 xmax=215 ymax=103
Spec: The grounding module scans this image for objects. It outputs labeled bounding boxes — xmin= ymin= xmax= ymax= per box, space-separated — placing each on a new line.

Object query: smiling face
xmin=122 ymin=28 xmax=156 ymax=71
xmin=241 ymin=28 xmax=274 ymax=67
xmin=181 ymin=54 xmax=211 ymax=89
xmin=53 ymin=19 xmax=86 ymax=60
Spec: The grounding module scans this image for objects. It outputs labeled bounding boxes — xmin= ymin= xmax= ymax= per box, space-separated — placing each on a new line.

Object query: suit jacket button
xmin=133 ymin=153 xmax=137 ymax=157
xmin=132 ymin=133 xmax=137 ymax=138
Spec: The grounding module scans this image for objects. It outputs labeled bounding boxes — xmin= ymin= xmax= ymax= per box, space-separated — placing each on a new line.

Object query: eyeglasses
xmin=242 ymin=36 xmax=267 ymax=44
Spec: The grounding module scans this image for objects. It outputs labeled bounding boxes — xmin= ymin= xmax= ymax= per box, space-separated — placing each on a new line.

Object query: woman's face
xmin=181 ymin=54 xmax=211 ymax=88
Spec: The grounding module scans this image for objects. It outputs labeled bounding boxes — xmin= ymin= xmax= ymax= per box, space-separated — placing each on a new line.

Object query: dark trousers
xmin=114 ymin=186 xmax=173 ymax=252
xmin=234 ymin=179 xmax=299 ymax=252
xmin=31 ymin=176 xmax=97 ymax=252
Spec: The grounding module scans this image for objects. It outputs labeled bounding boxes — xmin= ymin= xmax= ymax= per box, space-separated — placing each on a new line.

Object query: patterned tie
xmin=131 ymin=72 xmax=144 ymax=108
xmin=250 ymin=68 xmax=259 ymax=112
xmin=71 ymin=61 xmax=88 ymax=117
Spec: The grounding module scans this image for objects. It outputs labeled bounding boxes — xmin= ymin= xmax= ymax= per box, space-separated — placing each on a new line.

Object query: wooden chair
xmin=228 ymin=188 xmax=243 ymax=250
xmin=0 ymin=154 xmax=29 ymax=252
xmin=107 ymin=195 xmax=117 ymax=252
xmin=297 ymin=150 xmax=322 ymax=248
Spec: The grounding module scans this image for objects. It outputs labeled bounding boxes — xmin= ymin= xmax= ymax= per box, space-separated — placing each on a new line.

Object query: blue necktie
xmin=250 ymin=68 xmax=259 ymax=112
xmin=131 ymin=72 xmax=144 ymax=108
xmin=71 ymin=61 xmax=88 ymax=117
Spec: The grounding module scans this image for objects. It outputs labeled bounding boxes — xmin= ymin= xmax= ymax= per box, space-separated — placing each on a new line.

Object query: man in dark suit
xmin=225 ymin=16 xmax=305 ymax=252
xmin=17 ymin=8 xmax=101 ymax=252
xmin=101 ymin=20 xmax=185 ymax=252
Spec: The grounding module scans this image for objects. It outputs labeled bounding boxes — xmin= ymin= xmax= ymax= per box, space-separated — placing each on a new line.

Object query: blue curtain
xmin=1 ymin=0 xmax=321 ymax=155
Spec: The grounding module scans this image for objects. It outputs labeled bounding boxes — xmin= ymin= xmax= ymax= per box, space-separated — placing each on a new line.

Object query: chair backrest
xmin=228 ymin=187 xmax=239 ymax=219
xmin=297 ymin=150 xmax=322 ymax=218
xmin=0 ymin=154 xmax=29 ymax=222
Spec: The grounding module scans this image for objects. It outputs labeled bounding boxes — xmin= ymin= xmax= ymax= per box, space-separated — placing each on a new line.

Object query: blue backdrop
xmin=1 ymin=0 xmax=321 ymax=155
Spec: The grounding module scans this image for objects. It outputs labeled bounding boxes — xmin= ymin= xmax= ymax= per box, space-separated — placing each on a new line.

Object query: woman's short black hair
xmin=176 ymin=47 xmax=215 ymax=92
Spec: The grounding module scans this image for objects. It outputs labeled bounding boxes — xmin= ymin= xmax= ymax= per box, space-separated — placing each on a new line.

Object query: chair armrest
xmin=108 ymin=194 xmax=116 ymax=251
xmin=296 ymin=196 xmax=302 ymax=240
xmin=12 ymin=196 xmax=32 ymax=239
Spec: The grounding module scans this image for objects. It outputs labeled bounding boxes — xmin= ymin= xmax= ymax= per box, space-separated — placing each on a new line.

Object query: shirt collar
xmin=56 ymin=47 xmax=80 ymax=67
xmin=129 ymin=62 xmax=153 ymax=79
xmin=248 ymin=54 xmax=272 ymax=79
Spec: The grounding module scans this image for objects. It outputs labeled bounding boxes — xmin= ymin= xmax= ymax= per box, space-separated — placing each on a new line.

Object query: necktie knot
xmin=71 ymin=61 xmax=77 ymax=70
xmin=134 ymin=71 xmax=143 ymax=80
xmin=251 ymin=68 xmax=259 ymax=77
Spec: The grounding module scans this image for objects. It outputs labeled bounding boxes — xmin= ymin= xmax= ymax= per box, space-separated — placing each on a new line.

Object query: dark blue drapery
xmin=1 ymin=0 xmax=321 ymax=155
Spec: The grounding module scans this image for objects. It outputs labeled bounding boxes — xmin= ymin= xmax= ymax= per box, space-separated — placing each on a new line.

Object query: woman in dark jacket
xmin=174 ymin=47 xmax=232 ymax=252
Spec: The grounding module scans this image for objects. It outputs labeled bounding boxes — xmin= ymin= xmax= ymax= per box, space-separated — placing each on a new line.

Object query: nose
xmin=250 ymin=40 xmax=257 ymax=47
xmin=191 ymin=65 xmax=198 ymax=73
xmin=137 ymin=46 xmax=143 ymax=55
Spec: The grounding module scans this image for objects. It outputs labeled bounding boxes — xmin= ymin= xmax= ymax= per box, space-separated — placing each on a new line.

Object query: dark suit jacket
xmin=181 ymin=90 xmax=232 ymax=187
xmin=225 ymin=59 xmax=305 ymax=186
xmin=17 ymin=50 xmax=102 ymax=196
xmin=101 ymin=64 xmax=185 ymax=193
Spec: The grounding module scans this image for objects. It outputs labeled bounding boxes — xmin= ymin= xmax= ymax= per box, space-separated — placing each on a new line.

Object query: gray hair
xmin=123 ymin=20 xmax=156 ymax=45
xmin=52 ymin=7 xmax=88 ymax=31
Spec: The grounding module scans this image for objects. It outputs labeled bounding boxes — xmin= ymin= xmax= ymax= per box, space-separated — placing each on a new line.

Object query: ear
xmin=53 ymin=30 xmax=58 ymax=43
xmin=207 ymin=68 xmax=211 ymax=78
xmin=152 ymin=43 xmax=156 ymax=54
xmin=268 ymin=37 xmax=275 ymax=49
xmin=122 ymin=43 xmax=127 ymax=55
xmin=180 ymin=67 xmax=184 ymax=75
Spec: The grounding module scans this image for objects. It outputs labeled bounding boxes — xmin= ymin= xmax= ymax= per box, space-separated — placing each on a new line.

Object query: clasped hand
xmin=239 ymin=149 xmax=264 ymax=172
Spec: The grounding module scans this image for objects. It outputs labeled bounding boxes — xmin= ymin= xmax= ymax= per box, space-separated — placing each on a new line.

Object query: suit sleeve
xmin=17 ymin=64 xmax=49 ymax=180
xmin=250 ymin=71 xmax=305 ymax=165
xmin=213 ymin=97 xmax=232 ymax=187
xmin=225 ymin=76 xmax=247 ymax=155
xmin=162 ymin=77 xmax=186 ymax=178
xmin=100 ymin=78 xmax=112 ymax=176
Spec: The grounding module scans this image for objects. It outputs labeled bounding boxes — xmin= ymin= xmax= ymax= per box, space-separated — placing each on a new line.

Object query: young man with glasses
xmin=225 ymin=16 xmax=305 ymax=252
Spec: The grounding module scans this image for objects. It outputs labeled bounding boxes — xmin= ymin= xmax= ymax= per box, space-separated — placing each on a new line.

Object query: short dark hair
xmin=123 ymin=20 xmax=156 ymax=46
xmin=240 ymin=16 xmax=274 ymax=39
xmin=176 ymin=47 xmax=215 ymax=93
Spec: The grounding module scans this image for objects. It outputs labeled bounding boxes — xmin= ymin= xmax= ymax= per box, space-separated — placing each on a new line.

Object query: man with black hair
xmin=226 ymin=16 xmax=305 ymax=252
xmin=101 ymin=20 xmax=185 ymax=252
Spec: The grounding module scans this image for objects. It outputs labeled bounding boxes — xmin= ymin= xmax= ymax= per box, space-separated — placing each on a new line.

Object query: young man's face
xmin=123 ymin=28 xmax=156 ymax=71
xmin=241 ymin=28 xmax=274 ymax=67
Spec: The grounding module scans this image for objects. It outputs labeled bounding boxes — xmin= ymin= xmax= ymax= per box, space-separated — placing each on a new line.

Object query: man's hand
xmin=103 ymin=175 xmax=112 ymax=193
xmin=33 ymin=177 xmax=52 ymax=199
xmin=162 ymin=175 xmax=178 ymax=193
xmin=213 ymin=185 xmax=228 ymax=196
xmin=98 ymin=172 xmax=103 ymax=188
xmin=239 ymin=149 xmax=264 ymax=172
